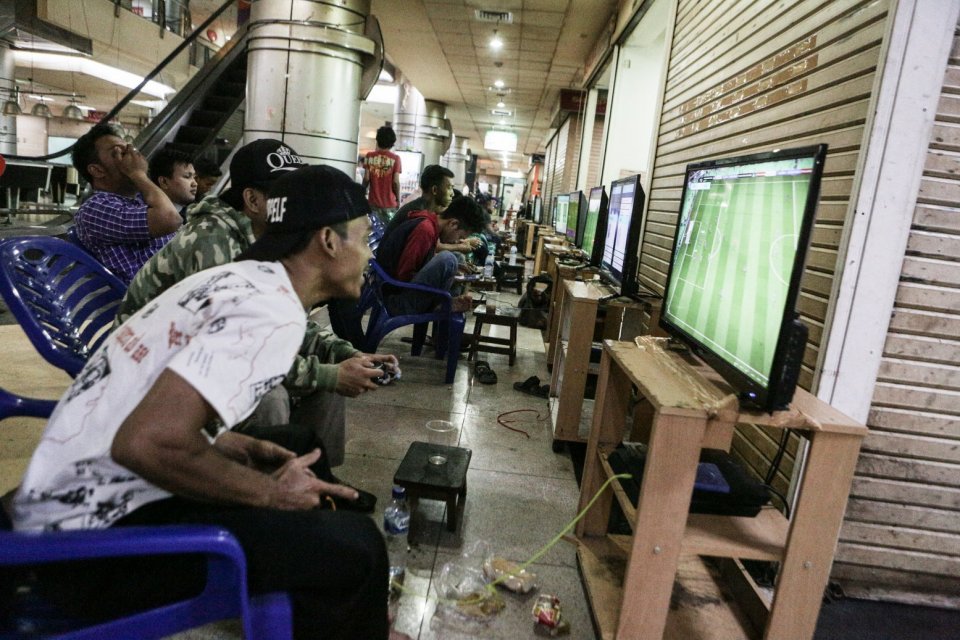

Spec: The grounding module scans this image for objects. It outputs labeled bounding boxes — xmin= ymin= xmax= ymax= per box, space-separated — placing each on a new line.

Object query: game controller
xmin=370 ymin=362 xmax=400 ymax=385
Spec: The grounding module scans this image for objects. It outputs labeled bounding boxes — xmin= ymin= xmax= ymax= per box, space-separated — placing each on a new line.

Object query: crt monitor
xmin=659 ymin=144 xmax=828 ymax=412
xmin=553 ymin=193 xmax=570 ymax=236
xmin=579 ymin=186 xmax=608 ymax=264
xmin=565 ymin=191 xmax=585 ymax=244
xmin=600 ymin=174 xmax=645 ymax=296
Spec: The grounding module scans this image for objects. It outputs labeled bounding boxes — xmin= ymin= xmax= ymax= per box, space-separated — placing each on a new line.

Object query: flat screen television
xmin=600 ymin=174 xmax=645 ymax=296
xmin=659 ymin=144 xmax=827 ymax=412
xmin=554 ymin=193 xmax=570 ymax=236
xmin=579 ymin=186 xmax=608 ymax=264
xmin=565 ymin=191 xmax=585 ymax=244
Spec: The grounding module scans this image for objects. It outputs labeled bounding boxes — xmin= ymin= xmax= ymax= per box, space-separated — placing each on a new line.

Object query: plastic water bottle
xmin=509 ymin=244 xmax=518 ymax=266
xmin=483 ymin=254 xmax=495 ymax=278
xmin=383 ymin=485 xmax=410 ymax=594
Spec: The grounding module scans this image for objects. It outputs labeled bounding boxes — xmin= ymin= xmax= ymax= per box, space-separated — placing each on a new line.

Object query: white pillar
xmin=0 ymin=42 xmax=18 ymax=155
xmin=245 ymin=0 xmax=375 ymax=175
xmin=394 ymin=79 xmax=449 ymax=167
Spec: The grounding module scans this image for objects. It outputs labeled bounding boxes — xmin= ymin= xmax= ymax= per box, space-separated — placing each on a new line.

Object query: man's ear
xmin=242 ymin=187 xmax=264 ymax=213
xmin=157 ymin=175 xmax=170 ymax=190
xmin=87 ymin=163 xmax=106 ymax=181
xmin=316 ymin=227 xmax=339 ymax=255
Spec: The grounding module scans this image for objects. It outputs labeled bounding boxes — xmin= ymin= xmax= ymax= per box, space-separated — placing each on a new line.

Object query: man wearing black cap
xmin=117 ymin=140 xmax=395 ymax=506
xmin=11 ymin=165 xmax=406 ymax=640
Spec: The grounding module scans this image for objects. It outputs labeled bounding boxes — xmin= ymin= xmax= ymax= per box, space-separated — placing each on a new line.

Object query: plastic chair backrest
xmin=368 ymin=212 xmax=386 ymax=253
xmin=362 ymin=259 xmax=465 ymax=383
xmin=0 ymin=237 xmax=127 ymax=377
xmin=0 ymin=519 xmax=292 ymax=639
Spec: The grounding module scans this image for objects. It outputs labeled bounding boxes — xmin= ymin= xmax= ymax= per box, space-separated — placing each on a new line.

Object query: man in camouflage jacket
xmin=115 ymin=140 xmax=397 ymax=478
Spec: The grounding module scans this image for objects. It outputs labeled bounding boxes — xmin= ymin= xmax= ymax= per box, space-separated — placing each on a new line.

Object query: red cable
xmin=495 ymin=409 xmax=547 ymax=439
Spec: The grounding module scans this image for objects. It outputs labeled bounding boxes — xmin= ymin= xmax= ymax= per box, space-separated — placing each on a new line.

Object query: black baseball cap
xmin=236 ymin=165 xmax=372 ymax=262
xmin=220 ymin=139 xmax=304 ymax=210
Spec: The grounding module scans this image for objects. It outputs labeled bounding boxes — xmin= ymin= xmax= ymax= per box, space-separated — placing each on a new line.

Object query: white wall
xmin=600 ymin=0 xmax=670 ymax=189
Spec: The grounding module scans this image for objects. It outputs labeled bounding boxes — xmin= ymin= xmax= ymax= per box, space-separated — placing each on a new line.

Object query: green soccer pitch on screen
xmin=660 ymin=145 xmax=827 ymax=411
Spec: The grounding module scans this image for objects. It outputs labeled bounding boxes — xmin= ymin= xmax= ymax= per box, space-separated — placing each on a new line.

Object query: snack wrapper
xmin=532 ymin=594 xmax=570 ymax=635
xmin=483 ymin=557 xmax=539 ymax=593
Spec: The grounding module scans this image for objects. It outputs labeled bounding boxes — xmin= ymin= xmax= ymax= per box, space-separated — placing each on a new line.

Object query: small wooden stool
xmin=394 ymin=441 xmax=472 ymax=532
xmin=496 ymin=260 xmax=525 ymax=294
xmin=469 ymin=305 xmax=521 ymax=365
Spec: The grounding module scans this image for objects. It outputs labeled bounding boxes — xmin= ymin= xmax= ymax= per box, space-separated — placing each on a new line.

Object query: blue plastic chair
xmin=361 ymin=260 xmax=465 ymax=384
xmin=0 ymin=386 xmax=56 ymax=422
xmin=0 ymin=237 xmax=126 ymax=378
xmin=0 ymin=520 xmax=292 ymax=639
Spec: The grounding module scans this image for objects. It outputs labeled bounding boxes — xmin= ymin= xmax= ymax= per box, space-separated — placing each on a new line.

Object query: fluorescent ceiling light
xmin=14 ymin=51 xmax=175 ymax=98
xmin=367 ymin=83 xmax=399 ymax=105
xmin=484 ymin=130 xmax=517 ymax=152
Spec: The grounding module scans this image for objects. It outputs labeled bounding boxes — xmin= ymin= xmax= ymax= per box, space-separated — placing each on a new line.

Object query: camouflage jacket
xmin=114 ymin=194 xmax=358 ymax=395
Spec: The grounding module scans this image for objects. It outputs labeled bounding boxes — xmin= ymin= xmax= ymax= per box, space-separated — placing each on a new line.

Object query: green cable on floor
xmin=394 ymin=472 xmax=633 ymax=605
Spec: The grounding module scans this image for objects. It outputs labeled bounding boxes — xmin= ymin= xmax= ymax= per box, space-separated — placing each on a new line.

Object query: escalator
xmin=134 ymin=24 xmax=250 ymax=164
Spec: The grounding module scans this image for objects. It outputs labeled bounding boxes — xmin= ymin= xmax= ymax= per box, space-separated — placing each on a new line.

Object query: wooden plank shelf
xmin=575 ymin=338 xmax=868 ymax=640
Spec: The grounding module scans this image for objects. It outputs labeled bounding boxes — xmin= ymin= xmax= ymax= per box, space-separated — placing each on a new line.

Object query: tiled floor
xmin=0 ymin=287 xmax=599 ymax=640
xmin=334 ymin=291 xmax=595 ymax=640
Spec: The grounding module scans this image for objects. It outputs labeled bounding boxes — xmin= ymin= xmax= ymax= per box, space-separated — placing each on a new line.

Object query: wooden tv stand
xmin=576 ymin=337 xmax=867 ymax=640
xmin=548 ymin=280 xmax=649 ymax=450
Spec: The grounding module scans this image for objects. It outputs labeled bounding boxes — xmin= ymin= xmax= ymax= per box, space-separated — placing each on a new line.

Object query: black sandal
xmin=513 ymin=375 xmax=541 ymax=394
xmin=474 ymin=360 xmax=498 ymax=384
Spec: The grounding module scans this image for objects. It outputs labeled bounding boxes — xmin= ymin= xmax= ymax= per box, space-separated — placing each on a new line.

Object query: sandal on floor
xmin=474 ymin=360 xmax=498 ymax=384
xmin=513 ymin=375 xmax=541 ymax=394
xmin=536 ymin=384 xmax=550 ymax=398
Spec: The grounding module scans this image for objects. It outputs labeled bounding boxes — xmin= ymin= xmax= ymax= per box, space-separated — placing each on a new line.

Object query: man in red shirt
xmin=375 ymin=196 xmax=486 ymax=314
xmin=362 ymin=125 xmax=402 ymax=224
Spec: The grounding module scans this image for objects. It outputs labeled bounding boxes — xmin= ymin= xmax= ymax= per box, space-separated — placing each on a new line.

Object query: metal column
xmin=394 ymin=79 xmax=450 ymax=167
xmin=0 ymin=42 xmax=18 ymax=155
xmin=441 ymin=135 xmax=469 ymax=191
xmin=245 ymin=0 xmax=377 ymax=175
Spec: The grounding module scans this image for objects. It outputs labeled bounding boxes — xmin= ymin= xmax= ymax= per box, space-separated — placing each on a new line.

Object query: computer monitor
xmin=553 ymin=193 xmax=570 ymax=236
xmin=600 ymin=174 xmax=645 ymax=296
xmin=533 ymin=195 xmax=542 ymax=224
xmin=565 ymin=190 xmax=584 ymax=244
xmin=580 ymin=186 xmax=608 ymax=264
xmin=659 ymin=144 xmax=828 ymax=412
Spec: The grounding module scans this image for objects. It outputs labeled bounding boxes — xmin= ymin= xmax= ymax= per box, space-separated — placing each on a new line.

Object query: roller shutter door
xmin=642 ymin=0 xmax=891 ymax=505
xmin=831 ymin=23 xmax=960 ymax=604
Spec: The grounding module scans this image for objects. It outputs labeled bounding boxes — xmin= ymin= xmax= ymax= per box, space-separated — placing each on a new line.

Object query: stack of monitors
xmin=553 ymin=194 xmax=570 ymax=236
xmin=659 ymin=145 xmax=827 ymax=411
xmin=600 ymin=174 xmax=645 ymax=296
xmin=578 ymin=186 xmax=608 ymax=264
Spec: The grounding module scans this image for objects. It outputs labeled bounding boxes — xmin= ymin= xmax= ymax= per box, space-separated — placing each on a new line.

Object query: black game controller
xmin=370 ymin=362 xmax=394 ymax=385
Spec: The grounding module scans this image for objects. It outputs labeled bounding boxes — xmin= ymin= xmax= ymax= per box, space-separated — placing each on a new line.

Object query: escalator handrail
xmin=3 ymin=0 xmax=239 ymax=163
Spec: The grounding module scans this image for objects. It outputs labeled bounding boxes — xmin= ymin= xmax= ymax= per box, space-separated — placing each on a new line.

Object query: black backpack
xmin=517 ymin=273 xmax=552 ymax=328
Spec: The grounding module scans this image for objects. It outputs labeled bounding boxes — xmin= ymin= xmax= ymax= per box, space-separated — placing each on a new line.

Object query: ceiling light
xmin=31 ymin=100 xmax=52 ymax=118
xmin=14 ymin=50 xmax=175 ymax=98
xmin=496 ymin=100 xmax=505 ymax=108
xmin=490 ymin=30 xmax=503 ymax=50
xmin=484 ymin=130 xmax=517 ymax=152
xmin=2 ymin=87 xmax=22 ymax=116
xmin=494 ymin=79 xmax=505 ymax=89
xmin=62 ymin=98 xmax=84 ymax=119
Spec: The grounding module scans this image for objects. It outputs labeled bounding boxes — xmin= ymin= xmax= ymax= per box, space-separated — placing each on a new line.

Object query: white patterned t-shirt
xmin=12 ymin=261 xmax=306 ymax=532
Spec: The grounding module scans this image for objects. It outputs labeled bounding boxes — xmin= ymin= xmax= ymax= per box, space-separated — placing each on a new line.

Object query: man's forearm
xmin=130 ymin=173 xmax=181 ymax=236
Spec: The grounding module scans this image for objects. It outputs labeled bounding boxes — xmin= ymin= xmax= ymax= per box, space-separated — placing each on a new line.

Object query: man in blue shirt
xmin=71 ymin=124 xmax=182 ymax=282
